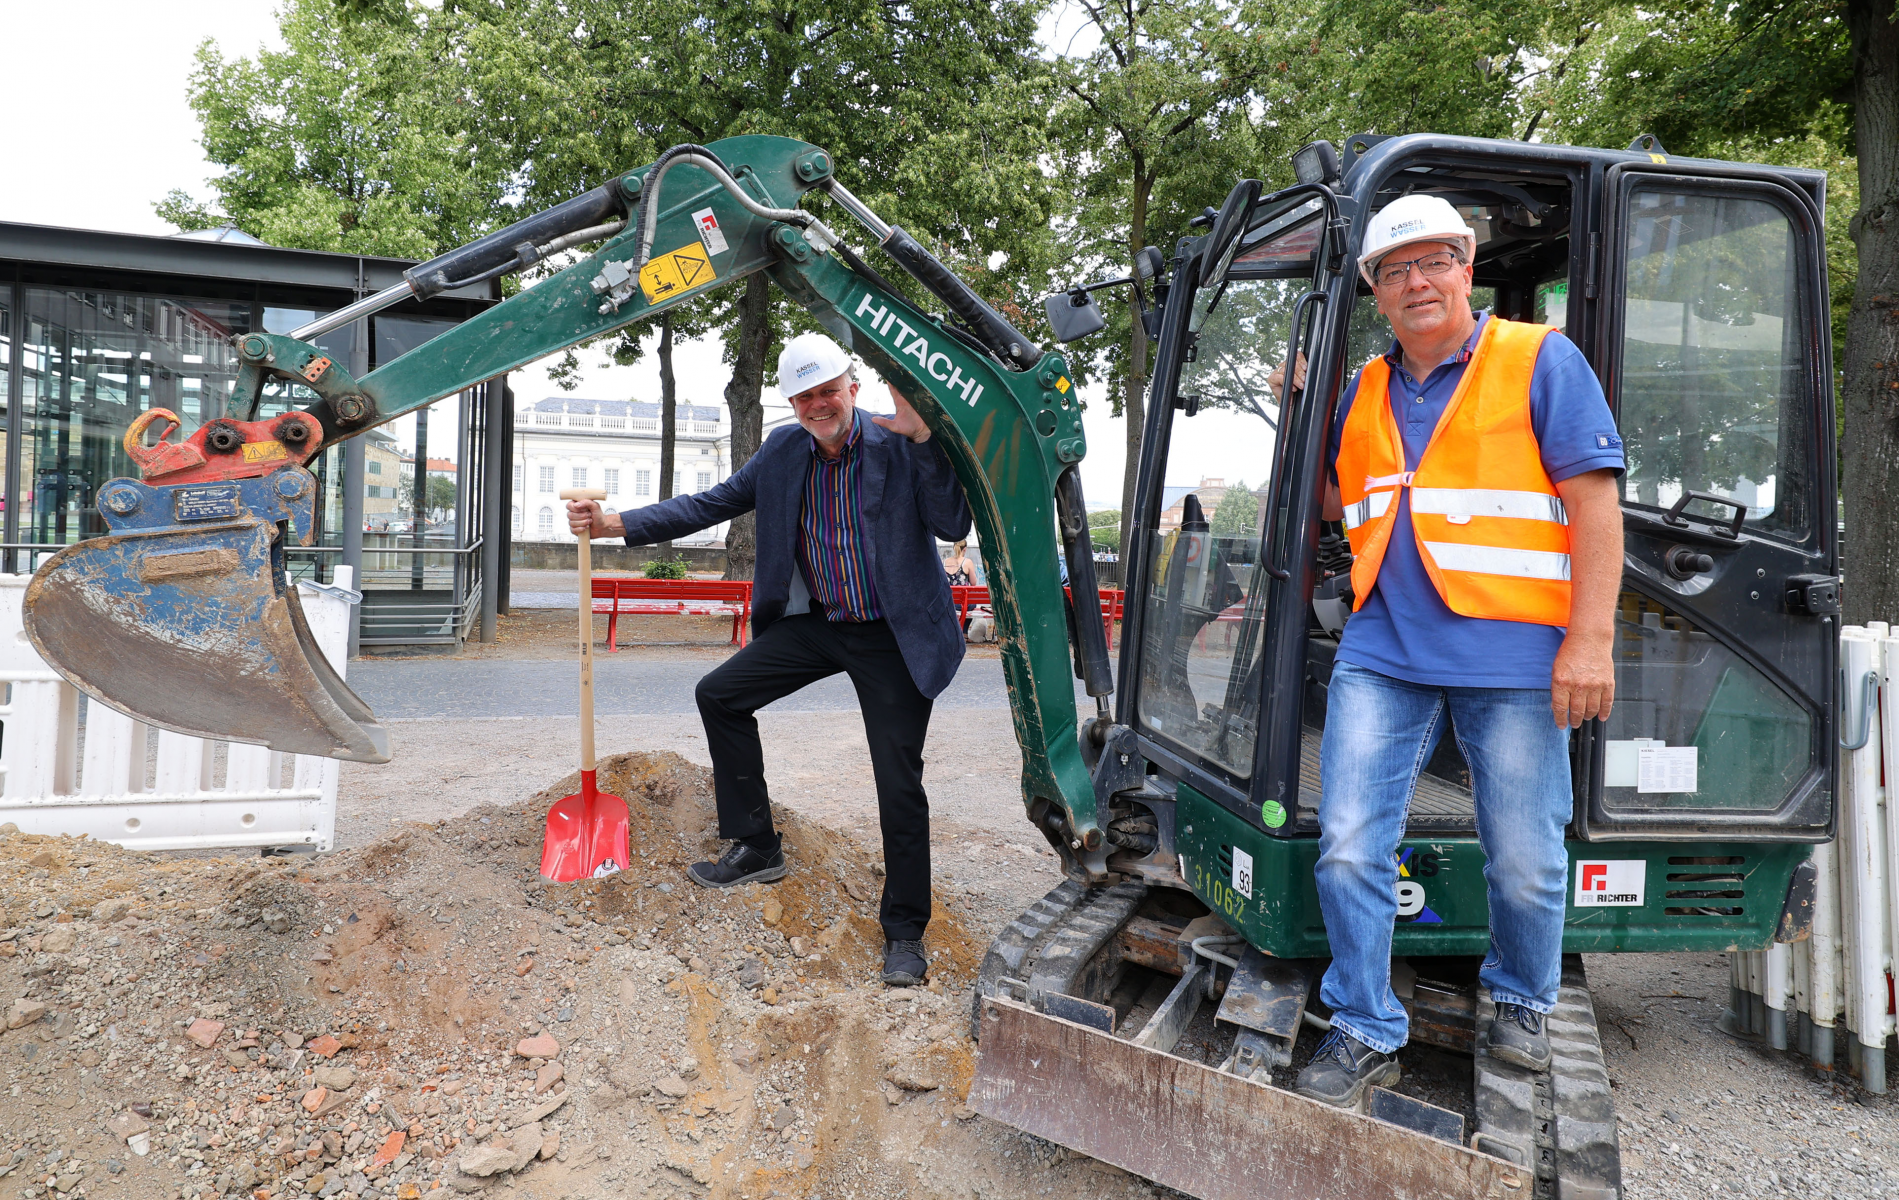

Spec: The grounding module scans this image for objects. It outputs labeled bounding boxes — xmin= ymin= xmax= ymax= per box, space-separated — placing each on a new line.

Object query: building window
xmin=696 ymin=470 xmax=712 ymax=490
xmin=635 ymin=469 xmax=651 ymax=496
xmin=539 ymin=466 xmax=555 ymax=493
xmin=538 ymin=507 xmax=554 ymax=537
xmin=513 ymin=464 xmax=523 ymax=493
xmin=604 ymin=468 xmax=619 ymax=495
xmin=368 ymin=461 xmax=383 ymax=475
xmin=365 ymin=485 xmax=380 ymax=499
xmin=512 ymin=506 xmax=521 ymax=534
xmin=572 ymin=466 xmax=588 ymax=489
xmin=674 ymin=471 xmax=682 ymax=495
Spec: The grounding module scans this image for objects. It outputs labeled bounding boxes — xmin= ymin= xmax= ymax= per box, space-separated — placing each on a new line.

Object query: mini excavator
xmin=26 ymin=132 xmax=1840 ymax=1200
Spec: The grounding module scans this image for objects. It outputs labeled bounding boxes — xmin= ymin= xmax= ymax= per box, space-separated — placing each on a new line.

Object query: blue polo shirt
xmin=1327 ymin=313 xmax=1624 ymax=689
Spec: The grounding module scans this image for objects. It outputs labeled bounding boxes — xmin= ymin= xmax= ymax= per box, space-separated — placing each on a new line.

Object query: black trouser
xmin=693 ymin=614 xmax=935 ymax=940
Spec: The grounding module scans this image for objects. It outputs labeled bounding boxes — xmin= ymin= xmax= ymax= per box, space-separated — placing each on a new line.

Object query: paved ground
xmin=349 ymin=655 xmax=1086 ymax=720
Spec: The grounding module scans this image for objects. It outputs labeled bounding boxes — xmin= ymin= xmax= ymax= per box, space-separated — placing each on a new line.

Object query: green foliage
xmin=641 ymin=555 xmax=691 ymax=580
xmin=397 ymin=472 xmax=458 ymax=522
xmin=159 ymin=0 xmax=508 ymax=256
xmin=1210 ymin=480 xmax=1259 ymax=538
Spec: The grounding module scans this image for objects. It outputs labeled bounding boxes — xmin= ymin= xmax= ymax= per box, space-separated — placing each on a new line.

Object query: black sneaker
xmin=1294 ymin=1028 xmax=1401 ymax=1108
xmin=881 ymin=939 xmax=928 ymax=986
xmin=686 ymin=841 xmax=788 ymax=889
xmin=1485 ymin=1002 xmax=1552 ymax=1071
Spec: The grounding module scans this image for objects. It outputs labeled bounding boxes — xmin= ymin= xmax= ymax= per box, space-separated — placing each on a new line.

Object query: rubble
xmin=0 ymin=751 xmax=1161 ymax=1200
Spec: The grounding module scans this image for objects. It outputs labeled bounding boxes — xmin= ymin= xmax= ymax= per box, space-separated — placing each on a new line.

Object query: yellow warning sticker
xmin=241 ymin=440 xmax=289 ymax=464
xmin=639 ymin=242 xmax=717 ymax=304
xmin=1055 ymin=376 xmax=1072 ymax=394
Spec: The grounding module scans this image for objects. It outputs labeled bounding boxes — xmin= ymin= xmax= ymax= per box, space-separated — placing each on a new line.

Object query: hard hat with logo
xmin=777 ymin=332 xmax=855 ymax=399
xmin=1357 ymin=194 xmax=1478 ymax=286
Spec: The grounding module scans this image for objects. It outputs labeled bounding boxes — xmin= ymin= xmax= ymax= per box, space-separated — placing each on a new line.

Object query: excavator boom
xmin=24 ymin=135 xmax=1109 ymax=859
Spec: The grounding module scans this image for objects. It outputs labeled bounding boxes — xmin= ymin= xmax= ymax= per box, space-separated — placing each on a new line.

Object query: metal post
xmin=342 ymin=314 xmax=367 ymax=658
xmin=411 ymin=403 xmax=429 ymax=591
xmin=499 ymin=382 xmax=514 ymax=614
xmin=4 ymin=280 xmax=24 ymax=575
xmin=480 ymin=376 xmax=507 ymax=642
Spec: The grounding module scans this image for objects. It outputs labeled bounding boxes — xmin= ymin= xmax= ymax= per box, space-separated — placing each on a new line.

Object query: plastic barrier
xmin=0 ymin=569 xmax=357 ymax=853
xmin=1726 ymin=621 xmax=1899 ymax=1094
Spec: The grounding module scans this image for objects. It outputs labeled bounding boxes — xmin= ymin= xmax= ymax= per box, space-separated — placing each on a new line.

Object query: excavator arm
xmin=23 ymin=135 xmax=1114 ymax=871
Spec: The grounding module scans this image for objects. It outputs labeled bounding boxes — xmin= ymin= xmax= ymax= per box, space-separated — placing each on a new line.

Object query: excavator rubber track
xmin=970 ymin=890 xmax=1621 ymax=1200
xmin=1473 ymin=956 xmax=1623 ymax=1199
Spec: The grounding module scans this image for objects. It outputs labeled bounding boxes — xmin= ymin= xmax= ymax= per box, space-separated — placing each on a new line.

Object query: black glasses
xmin=1373 ymin=252 xmax=1462 ymax=289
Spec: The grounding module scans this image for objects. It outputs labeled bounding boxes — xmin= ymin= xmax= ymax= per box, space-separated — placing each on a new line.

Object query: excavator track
xmin=970 ymin=878 xmax=1147 ymax=1035
xmin=1473 ymin=956 xmax=1623 ymax=1200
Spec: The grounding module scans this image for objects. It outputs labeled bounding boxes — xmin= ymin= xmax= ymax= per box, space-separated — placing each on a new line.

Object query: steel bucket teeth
xmin=22 ymin=470 xmax=391 ymax=764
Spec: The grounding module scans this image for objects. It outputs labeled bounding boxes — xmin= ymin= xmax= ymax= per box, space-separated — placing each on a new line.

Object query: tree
xmin=449 ymin=0 xmax=1058 ymax=579
xmin=157 ymin=0 xmax=505 ymax=255
xmin=398 ymin=473 xmax=458 ymax=524
xmin=1209 ymin=479 xmax=1258 ymax=537
xmin=1048 ymin=0 xmax=1280 ymax=555
xmin=1088 ymin=508 xmax=1123 ymax=551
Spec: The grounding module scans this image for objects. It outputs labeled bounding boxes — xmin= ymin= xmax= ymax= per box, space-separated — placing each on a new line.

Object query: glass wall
xmin=5 ymin=278 xmax=494 ymax=646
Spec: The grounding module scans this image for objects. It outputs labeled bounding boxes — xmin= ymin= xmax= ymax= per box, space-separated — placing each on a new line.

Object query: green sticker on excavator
xmin=1261 ymin=800 xmax=1287 ymax=829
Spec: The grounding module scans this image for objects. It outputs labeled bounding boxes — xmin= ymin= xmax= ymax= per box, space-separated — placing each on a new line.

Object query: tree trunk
xmin=722 ymin=273 xmax=773 ymax=580
xmin=1842 ymin=0 xmax=1899 ymax=623
xmin=1118 ymin=178 xmax=1152 ymax=559
xmin=657 ymin=312 xmax=677 ymax=554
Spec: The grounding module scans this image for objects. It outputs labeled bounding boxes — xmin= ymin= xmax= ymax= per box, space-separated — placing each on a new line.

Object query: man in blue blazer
xmin=566 ymin=333 xmax=972 ymax=985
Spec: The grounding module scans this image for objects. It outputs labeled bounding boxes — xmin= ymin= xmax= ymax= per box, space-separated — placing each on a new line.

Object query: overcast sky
xmin=3 ymin=0 xmax=1273 ymax=507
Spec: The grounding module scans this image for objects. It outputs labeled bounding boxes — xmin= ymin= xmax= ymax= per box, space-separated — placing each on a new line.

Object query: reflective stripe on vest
xmin=1334 ymin=317 xmax=1572 ymax=626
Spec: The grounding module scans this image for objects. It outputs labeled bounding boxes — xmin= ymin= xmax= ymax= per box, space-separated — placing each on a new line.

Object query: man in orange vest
xmin=1291 ymin=195 xmax=1625 ymax=1108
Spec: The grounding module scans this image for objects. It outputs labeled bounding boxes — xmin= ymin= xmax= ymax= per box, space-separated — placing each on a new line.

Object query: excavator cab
xmin=970 ymin=133 xmax=1840 ymax=1200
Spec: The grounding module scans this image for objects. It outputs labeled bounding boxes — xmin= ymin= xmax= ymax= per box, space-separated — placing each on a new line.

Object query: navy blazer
xmin=618 ymin=411 xmax=973 ymax=699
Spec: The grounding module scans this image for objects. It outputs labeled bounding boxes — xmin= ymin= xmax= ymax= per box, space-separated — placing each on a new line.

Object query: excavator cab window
xmin=1132 ymin=192 xmax=1329 ymax=786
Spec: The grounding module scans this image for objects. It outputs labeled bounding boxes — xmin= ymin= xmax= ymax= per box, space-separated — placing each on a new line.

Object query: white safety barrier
xmin=0 ymin=568 xmax=359 ymax=853
xmin=1727 ymin=621 xmax=1899 ymax=1095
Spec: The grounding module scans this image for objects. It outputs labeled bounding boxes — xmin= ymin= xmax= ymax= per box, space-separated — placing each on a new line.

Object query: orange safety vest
xmin=1334 ymin=317 xmax=1571 ymax=627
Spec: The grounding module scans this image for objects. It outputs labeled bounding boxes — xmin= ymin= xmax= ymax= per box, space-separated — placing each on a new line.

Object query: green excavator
xmin=24 ymin=131 xmax=1838 ymax=1200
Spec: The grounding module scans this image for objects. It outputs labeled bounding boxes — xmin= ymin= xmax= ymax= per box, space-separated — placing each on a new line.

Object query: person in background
xmin=944 ymin=539 xmax=979 ymax=587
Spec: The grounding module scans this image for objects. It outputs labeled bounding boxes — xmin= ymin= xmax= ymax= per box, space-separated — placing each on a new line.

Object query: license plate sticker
xmin=173 ymin=484 xmax=241 ymax=522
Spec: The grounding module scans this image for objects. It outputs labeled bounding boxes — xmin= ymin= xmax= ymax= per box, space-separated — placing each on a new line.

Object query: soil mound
xmin=0 ymin=751 xmax=1154 ymax=1200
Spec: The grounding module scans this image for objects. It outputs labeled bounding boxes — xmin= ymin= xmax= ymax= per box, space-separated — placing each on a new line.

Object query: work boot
xmin=686 ymin=840 xmax=788 ymax=889
xmin=881 ymin=939 xmax=928 ymax=987
xmin=1484 ymin=1002 xmax=1552 ymax=1071
xmin=1294 ymin=1029 xmax=1401 ymax=1109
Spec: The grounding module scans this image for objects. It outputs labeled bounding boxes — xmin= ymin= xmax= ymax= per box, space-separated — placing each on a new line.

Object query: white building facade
xmin=513 ymin=397 xmax=731 ymax=544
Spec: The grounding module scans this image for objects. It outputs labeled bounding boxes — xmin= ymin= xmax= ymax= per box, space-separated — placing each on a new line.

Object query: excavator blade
xmin=22 ymin=471 xmax=390 ymax=763
xmin=970 ymin=997 xmax=1528 ymax=1200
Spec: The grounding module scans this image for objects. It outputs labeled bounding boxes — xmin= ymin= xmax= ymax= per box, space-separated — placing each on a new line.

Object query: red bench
xmin=592 ymin=578 xmax=753 ymax=650
xmin=950 ymin=584 xmax=1125 ymax=649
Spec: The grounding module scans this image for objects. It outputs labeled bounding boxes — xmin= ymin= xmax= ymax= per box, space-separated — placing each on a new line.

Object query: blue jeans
xmin=1315 ymin=660 xmax=1572 ymax=1053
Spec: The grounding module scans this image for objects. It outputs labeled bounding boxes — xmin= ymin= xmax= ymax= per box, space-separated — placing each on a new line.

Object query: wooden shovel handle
xmin=560 ymin=488 xmax=609 ymax=771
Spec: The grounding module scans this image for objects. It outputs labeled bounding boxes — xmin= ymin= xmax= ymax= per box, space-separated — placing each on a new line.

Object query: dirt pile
xmin=0 ymin=751 xmax=1158 ymax=1200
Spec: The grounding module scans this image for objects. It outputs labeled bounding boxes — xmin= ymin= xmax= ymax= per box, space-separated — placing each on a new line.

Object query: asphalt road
xmin=349 ymin=654 xmax=1089 ymax=720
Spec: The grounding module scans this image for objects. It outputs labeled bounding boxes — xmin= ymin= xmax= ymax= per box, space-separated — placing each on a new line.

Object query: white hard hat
xmin=777 ymin=333 xmax=854 ymax=399
xmin=1357 ymin=194 xmax=1477 ymax=286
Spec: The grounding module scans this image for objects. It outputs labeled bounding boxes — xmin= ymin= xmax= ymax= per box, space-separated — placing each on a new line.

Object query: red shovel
xmin=540 ymin=488 xmax=631 ymax=882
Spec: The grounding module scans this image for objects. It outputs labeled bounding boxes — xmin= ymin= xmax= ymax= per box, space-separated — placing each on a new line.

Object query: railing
xmin=0 ymin=570 xmax=355 ymax=852
xmin=951 ymin=584 xmax=1125 ymax=649
xmin=1726 ymin=621 xmax=1899 ymax=1095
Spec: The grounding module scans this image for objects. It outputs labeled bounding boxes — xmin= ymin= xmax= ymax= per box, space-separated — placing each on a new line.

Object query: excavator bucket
xmin=970 ymin=997 xmax=1529 ymax=1200
xmin=23 ymin=469 xmax=390 ymax=763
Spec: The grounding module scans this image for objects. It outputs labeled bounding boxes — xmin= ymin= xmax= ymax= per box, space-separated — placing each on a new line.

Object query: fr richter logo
xmin=1574 ymin=860 xmax=1647 ymax=907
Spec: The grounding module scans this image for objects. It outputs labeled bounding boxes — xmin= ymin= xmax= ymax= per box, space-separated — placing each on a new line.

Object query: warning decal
xmin=639 ymin=241 xmax=716 ymax=304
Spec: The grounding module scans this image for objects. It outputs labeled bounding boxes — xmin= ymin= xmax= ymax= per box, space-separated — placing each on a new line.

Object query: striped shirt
xmin=797 ymin=415 xmax=882 ymax=621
